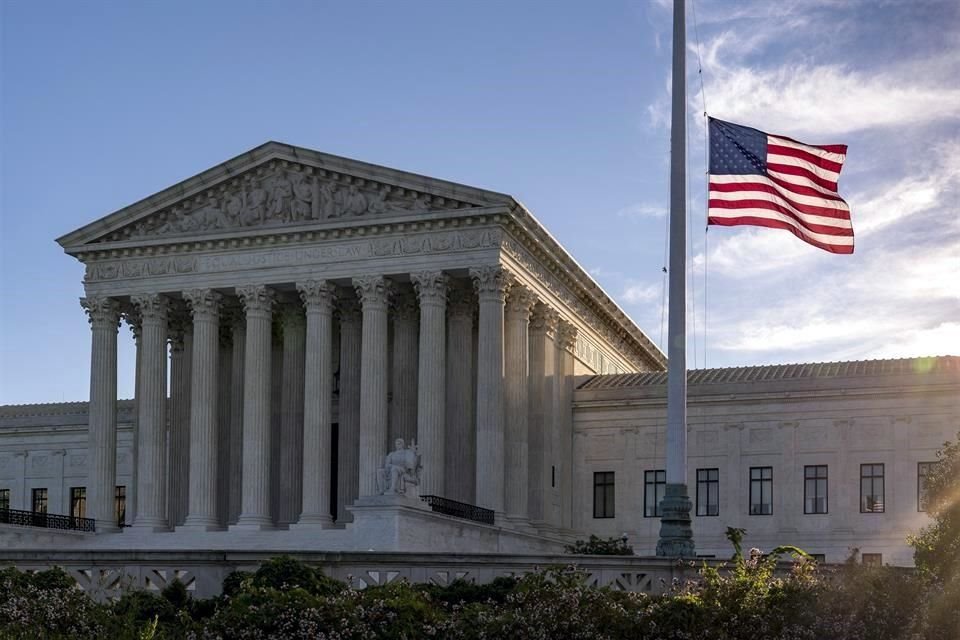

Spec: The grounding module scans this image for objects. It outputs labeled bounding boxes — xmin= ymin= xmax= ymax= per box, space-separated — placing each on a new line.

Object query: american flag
xmin=707 ymin=117 xmax=853 ymax=254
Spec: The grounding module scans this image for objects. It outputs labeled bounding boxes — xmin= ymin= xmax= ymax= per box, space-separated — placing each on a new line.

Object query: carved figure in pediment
xmin=411 ymin=193 xmax=429 ymax=210
xmin=292 ymin=175 xmax=314 ymax=221
xmin=319 ymin=181 xmax=340 ymax=219
xmin=224 ymin=191 xmax=245 ymax=224
xmin=244 ymin=182 xmax=268 ymax=226
xmin=343 ymin=185 xmax=367 ymax=216
xmin=367 ymin=184 xmax=391 ymax=214
xmin=195 ymin=196 xmax=228 ymax=229
xmin=270 ymin=172 xmax=294 ymax=221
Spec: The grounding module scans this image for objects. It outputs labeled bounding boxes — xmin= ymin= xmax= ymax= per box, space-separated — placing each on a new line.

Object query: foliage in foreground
xmin=565 ymin=533 xmax=635 ymax=555
xmin=1 ymin=551 xmax=959 ymax=640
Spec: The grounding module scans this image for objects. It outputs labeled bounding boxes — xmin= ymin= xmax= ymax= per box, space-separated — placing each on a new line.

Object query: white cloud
xmin=617 ymin=202 xmax=667 ymax=219
xmin=621 ymin=282 xmax=661 ymax=304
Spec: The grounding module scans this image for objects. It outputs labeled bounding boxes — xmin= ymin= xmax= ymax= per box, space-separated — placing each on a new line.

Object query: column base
xmin=290 ymin=514 xmax=335 ymax=529
xmin=177 ymin=516 xmax=224 ymax=532
xmin=129 ymin=518 xmax=170 ymax=533
xmin=503 ymin=514 xmax=537 ymax=532
xmin=656 ymin=483 xmax=696 ymax=558
xmin=229 ymin=515 xmax=275 ymax=531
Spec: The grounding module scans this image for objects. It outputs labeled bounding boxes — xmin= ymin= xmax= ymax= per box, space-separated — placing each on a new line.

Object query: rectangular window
xmin=696 ymin=468 xmax=719 ymax=516
xmin=593 ymin=472 xmax=615 ymax=518
xmin=644 ymin=470 xmax=666 ymax=517
xmin=862 ymin=553 xmax=882 ymax=566
xmin=115 ymin=486 xmax=127 ymax=527
xmin=31 ymin=488 xmax=48 ymax=514
xmin=918 ymin=462 xmax=936 ymax=512
xmin=749 ymin=467 xmax=773 ymax=515
xmin=860 ymin=464 xmax=885 ymax=513
xmin=804 ymin=465 xmax=828 ymax=514
xmin=70 ymin=487 xmax=86 ymax=519
xmin=0 ymin=488 xmax=9 ymax=511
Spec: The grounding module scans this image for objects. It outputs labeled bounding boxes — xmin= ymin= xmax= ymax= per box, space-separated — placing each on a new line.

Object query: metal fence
xmin=419 ymin=495 xmax=495 ymax=525
xmin=0 ymin=507 xmax=96 ymax=533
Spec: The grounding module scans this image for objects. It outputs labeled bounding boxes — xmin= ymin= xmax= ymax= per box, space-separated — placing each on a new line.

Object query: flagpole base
xmin=656 ymin=483 xmax=696 ymax=557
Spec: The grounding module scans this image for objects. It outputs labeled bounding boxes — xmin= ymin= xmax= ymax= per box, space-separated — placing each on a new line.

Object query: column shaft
xmin=166 ymin=311 xmax=190 ymax=527
xmin=82 ymin=297 xmax=120 ymax=531
xmin=389 ymin=291 xmax=418 ymax=444
xmin=412 ymin=272 xmax=448 ymax=496
xmin=232 ymin=285 xmax=275 ymax=530
xmin=216 ymin=328 xmax=233 ymax=526
xmin=471 ymin=266 xmax=511 ymax=515
xmin=445 ymin=287 xmax=476 ymax=504
xmin=527 ymin=305 xmax=555 ymax=524
xmin=131 ymin=293 xmax=169 ymax=530
xmin=182 ymin=289 xmax=222 ymax=529
xmin=295 ymin=280 xmax=336 ymax=526
xmin=355 ymin=276 xmax=392 ymax=498
xmin=228 ymin=317 xmax=246 ymax=524
xmin=504 ymin=286 xmax=535 ymax=521
xmin=278 ymin=304 xmax=306 ymax=525
xmin=336 ymin=295 xmax=362 ymax=521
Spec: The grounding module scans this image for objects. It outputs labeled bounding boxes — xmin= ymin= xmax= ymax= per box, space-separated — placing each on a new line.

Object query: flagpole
xmin=657 ymin=0 xmax=695 ymax=558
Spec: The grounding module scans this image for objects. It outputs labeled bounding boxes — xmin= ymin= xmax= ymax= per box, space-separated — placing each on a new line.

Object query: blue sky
xmin=1 ymin=0 xmax=958 ymax=404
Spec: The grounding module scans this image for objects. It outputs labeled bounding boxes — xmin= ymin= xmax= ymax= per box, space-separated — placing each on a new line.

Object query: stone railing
xmin=0 ymin=550 xmax=714 ymax=601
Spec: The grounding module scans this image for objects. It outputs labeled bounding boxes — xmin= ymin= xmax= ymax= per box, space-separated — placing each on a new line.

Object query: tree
xmin=910 ymin=432 xmax=960 ymax=582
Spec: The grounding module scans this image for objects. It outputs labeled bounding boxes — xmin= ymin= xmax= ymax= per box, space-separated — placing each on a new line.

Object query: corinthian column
xmin=528 ymin=304 xmax=558 ymax=525
xmin=294 ymin=280 xmax=336 ymax=527
xmin=81 ymin=296 xmax=121 ymax=532
xmin=278 ymin=303 xmax=306 ymax=526
xmin=389 ymin=288 xmax=418 ymax=445
xmin=470 ymin=266 xmax=512 ymax=516
xmin=166 ymin=308 xmax=190 ymax=527
xmin=504 ymin=285 xmax=536 ymax=523
xmin=354 ymin=275 xmax=392 ymax=498
xmin=411 ymin=271 xmax=449 ymax=497
xmin=227 ymin=312 xmax=245 ymax=524
xmin=121 ymin=307 xmax=142 ymax=527
xmin=232 ymin=284 xmax=275 ymax=530
xmin=336 ymin=294 xmax=362 ymax=522
xmin=130 ymin=293 xmax=169 ymax=531
xmin=181 ymin=288 xmax=223 ymax=530
xmin=445 ymin=286 xmax=476 ymax=504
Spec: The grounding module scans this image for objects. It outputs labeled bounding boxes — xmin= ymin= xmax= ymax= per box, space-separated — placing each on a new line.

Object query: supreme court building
xmin=1 ymin=143 xmax=957 ymax=580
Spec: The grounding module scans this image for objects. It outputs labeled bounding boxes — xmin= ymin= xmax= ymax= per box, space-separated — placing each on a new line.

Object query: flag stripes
xmin=707 ymin=118 xmax=853 ymax=254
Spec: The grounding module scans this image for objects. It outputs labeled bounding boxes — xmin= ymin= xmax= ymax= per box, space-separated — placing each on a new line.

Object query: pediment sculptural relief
xmin=96 ymin=161 xmax=478 ymax=244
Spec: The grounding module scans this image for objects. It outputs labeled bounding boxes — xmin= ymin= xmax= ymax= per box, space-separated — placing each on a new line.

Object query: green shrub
xmin=565 ymin=534 xmax=634 ymax=555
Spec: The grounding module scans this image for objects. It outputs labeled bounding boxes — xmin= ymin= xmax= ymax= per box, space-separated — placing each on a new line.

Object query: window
xmin=862 ymin=553 xmax=882 ymax=566
xmin=749 ymin=467 xmax=773 ymax=515
xmin=31 ymin=488 xmax=48 ymax=514
xmin=810 ymin=554 xmax=826 ymax=564
xmin=644 ymin=470 xmax=666 ymax=517
xmin=593 ymin=472 xmax=615 ymax=518
xmin=804 ymin=465 xmax=828 ymax=514
xmin=860 ymin=464 xmax=885 ymax=513
xmin=696 ymin=468 xmax=719 ymax=516
xmin=918 ymin=462 xmax=936 ymax=512
xmin=70 ymin=487 xmax=86 ymax=519
xmin=115 ymin=486 xmax=127 ymax=527
xmin=0 ymin=488 xmax=9 ymax=511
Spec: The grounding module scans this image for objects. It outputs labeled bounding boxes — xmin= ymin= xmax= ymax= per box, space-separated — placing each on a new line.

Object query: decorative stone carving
xmin=447 ymin=286 xmax=475 ymax=319
xmin=183 ymin=289 xmax=223 ymax=321
xmin=297 ymin=280 xmax=337 ymax=310
xmin=377 ymin=438 xmax=422 ymax=497
xmin=336 ymin=291 xmax=362 ymax=322
xmin=236 ymin=285 xmax=275 ymax=314
xmin=131 ymin=293 xmax=169 ymax=322
xmin=391 ymin=286 xmax=418 ymax=322
xmin=557 ymin=319 xmax=578 ymax=353
xmin=80 ymin=297 xmax=121 ymax=328
xmin=530 ymin=303 xmax=559 ymax=335
xmin=470 ymin=265 xmax=513 ymax=300
xmin=353 ymin=275 xmax=393 ymax=308
xmin=411 ymin=271 xmax=449 ymax=305
xmin=99 ymin=162 xmax=477 ymax=243
xmin=505 ymin=284 xmax=537 ymax=317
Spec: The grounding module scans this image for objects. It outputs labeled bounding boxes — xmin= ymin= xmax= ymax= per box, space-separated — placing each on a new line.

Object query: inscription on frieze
xmin=98 ymin=161 xmax=479 ymax=243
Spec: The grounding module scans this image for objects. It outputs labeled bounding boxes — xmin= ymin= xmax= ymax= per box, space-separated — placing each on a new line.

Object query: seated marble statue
xmin=377 ymin=438 xmax=421 ymax=496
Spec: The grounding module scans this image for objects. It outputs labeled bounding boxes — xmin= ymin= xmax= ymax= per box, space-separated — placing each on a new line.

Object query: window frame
xmin=917 ymin=462 xmax=936 ymax=512
xmin=592 ymin=471 xmax=615 ymax=519
xmin=749 ymin=466 xmax=773 ymax=515
xmin=31 ymin=487 xmax=48 ymax=514
xmin=70 ymin=486 xmax=87 ymax=519
xmin=0 ymin=488 xmax=9 ymax=511
xmin=643 ymin=469 xmax=666 ymax=518
xmin=803 ymin=465 xmax=828 ymax=514
xmin=862 ymin=553 xmax=883 ymax=566
xmin=860 ymin=463 xmax=885 ymax=513
xmin=696 ymin=468 xmax=719 ymax=517
xmin=115 ymin=485 xmax=127 ymax=527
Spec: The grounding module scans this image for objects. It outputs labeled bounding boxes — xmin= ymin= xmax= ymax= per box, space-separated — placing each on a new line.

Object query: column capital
xmin=297 ymin=280 xmax=337 ymax=311
xmin=167 ymin=321 xmax=186 ymax=352
xmin=336 ymin=291 xmax=362 ymax=322
xmin=119 ymin=303 xmax=142 ymax=341
xmin=184 ymin=289 xmax=223 ymax=321
xmin=353 ymin=275 xmax=393 ymax=309
xmin=80 ymin=296 xmax=121 ymax=329
xmin=131 ymin=293 xmax=169 ymax=322
xmin=557 ymin=319 xmax=578 ymax=353
xmin=530 ymin=303 xmax=559 ymax=335
xmin=447 ymin=286 xmax=476 ymax=319
xmin=411 ymin=271 xmax=449 ymax=306
xmin=236 ymin=285 xmax=275 ymax=315
xmin=505 ymin=284 xmax=537 ymax=318
xmin=391 ymin=286 xmax=419 ymax=322
xmin=470 ymin=265 xmax=514 ymax=301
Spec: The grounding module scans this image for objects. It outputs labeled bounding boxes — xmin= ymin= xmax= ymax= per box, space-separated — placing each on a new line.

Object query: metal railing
xmin=0 ymin=507 xmax=96 ymax=533
xmin=419 ymin=495 xmax=495 ymax=525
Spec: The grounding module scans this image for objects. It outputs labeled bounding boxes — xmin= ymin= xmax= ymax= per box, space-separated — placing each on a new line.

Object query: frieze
xmin=96 ymin=161 xmax=479 ymax=244
xmin=84 ymin=230 xmax=499 ymax=282
xmin=500 ymin=235 xmax=638 ymax=372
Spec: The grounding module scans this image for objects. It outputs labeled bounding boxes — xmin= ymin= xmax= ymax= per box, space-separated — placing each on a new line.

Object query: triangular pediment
xmin=57 ymin=141 xmax=514 ymax=251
